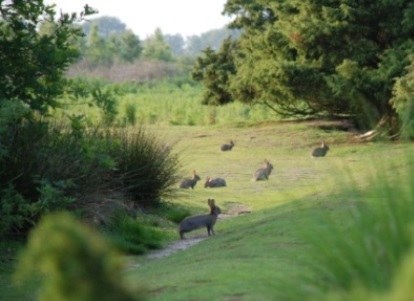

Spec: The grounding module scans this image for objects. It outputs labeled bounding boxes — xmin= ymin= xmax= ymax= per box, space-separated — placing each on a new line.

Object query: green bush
xmin=14 ymin=212 xmax=145 ymax=301
xmin=0 ymin=186 xmax=33 ymax=237
xmin=124 ymin=103 xmax=137 ymax=126
xmin=0 ymin=111 xmax=179 ymax=236
xmin=109 ymin=127 xmax=180 ymax=207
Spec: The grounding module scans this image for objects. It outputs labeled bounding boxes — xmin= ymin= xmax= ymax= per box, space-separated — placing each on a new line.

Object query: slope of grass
xmin=2 ymin=117 xmax=413 ymax=301
xmin=124 ymin=120 xmax=414 ymax=301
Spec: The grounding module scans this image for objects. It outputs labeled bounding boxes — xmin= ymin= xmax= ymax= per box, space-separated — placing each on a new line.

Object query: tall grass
xmin=288 ymin=156 xmax=414 ymax=300
xmin=104 ymin=211 xmax=170 ymax=255
xmin=119 ymin=84 xmax=278 ymax=126
xmin=53 ymin=79 xmax=280 ymax=127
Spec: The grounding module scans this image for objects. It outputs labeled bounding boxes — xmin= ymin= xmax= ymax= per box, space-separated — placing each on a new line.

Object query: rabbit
xmin=179 ymin=199 xmax=221 ymax=239
xmin=253 ymin=159 xmax=274 ymax=181
xmin=221 ymin=140 xmax=234 ymax=151
xmin=204 ymin=176 xmax=227 ymax=188
xmin=179 ymin=170 xmax=201 ymax=189
xmin=311 ymin=141 xmax=330 ymax=157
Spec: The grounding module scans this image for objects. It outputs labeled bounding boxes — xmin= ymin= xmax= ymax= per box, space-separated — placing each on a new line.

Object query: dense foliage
xmin=0 ymin=1 xmax=180 ymax=238
xmin=74 ymin=15 xmax=240 ymax=67
xmin=82 ymin=24 xmax=142 ymax=67
xmin=142 ymin=28 xmax=173 ymax=61
xmin=192 ymin=38 xmax=238 ymax=105
xmin=0 ymin=0 xmax=94 ymax=114
xmin=194 ymin=0 xmax=414 ymax=135
xmin=0 ymin=113 xmax=180 ymax=236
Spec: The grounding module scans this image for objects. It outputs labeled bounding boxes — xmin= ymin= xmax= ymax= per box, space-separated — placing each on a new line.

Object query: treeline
xmin=65 ymin=15 xmax=240 ymax=68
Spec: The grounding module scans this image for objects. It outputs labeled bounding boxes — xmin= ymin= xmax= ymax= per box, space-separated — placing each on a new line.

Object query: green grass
xmin=3 ymin=88 xmax=414 ymax=300
xmin=2 ymin=119 xmax=413 ymax=301
xmin=121 ymin=121 xmax=414 ymax=301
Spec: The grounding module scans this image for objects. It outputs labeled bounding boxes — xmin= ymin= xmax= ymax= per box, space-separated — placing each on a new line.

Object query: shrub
xmin=0 ymin=99 xmax=180 ymax=236
xmin=14 ymin=212 xmax=145 ymax=301
xmin=109 ymin=127 xmax=180 ymax=207
xmin=124 ymin=103 xmax=137 ymax=126
xmin=0 ymin=185 xmax=33 ymax=237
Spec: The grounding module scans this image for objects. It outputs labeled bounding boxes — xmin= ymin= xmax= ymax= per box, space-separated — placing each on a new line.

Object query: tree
xmin=186 ymin=27 xmax=241 ymax=56
xmin=82 ymin=16 xmax=127 ymax=38
xmin=83 ymin=25 xmax=142 ymax=66
xmin=0 ymin=0 xmax=95 ymax=115
xmin=118 ymin=30 xmax=142 ymax=62
xmin=86 ymin=24 xmax=114 ymax=67
xmin=142 ymin=28 xmax=173 ymax=61
xmin=164 ymin=33 xmax=185 ymax=56
xmin=222 ymin=0 xmax=414 ymax=131
xmin=192 ymin=37 xmax=237 ymax=105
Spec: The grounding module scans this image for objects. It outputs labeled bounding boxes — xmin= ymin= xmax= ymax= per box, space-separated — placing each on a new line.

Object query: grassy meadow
xmin=2 ymin=81 xmax=414 ymax=301
xmin=123 ymin=120 xmax=414 ymax=300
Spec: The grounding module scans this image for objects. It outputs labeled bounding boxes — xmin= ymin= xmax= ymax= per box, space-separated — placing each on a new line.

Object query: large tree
xmin=0 ymin=0 xmax=94 ymax=115
xmin=222 ymin=0 xmax=414 ymax=130
xmin=192 ymin=37 xmax=237 ymax=105
xmin=142 ymin=28 xmax=173 ymax=61
xmin=81 ymin=16 xmax=127 ymax=38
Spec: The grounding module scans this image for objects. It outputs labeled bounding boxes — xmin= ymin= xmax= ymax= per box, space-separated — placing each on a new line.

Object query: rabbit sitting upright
xmin=204 ymin=176 xmax=227 ymax=188
xmin=311 ymin=141 xmax=330 ymax=157
xmin=221 ymin=140 xmax=234 ymax=151
xmin=179 ymin=199 xmax=221 ymax=239
xmin=179 ymin=170 xmax=201 ymax=189
xmin=253 ymin=159 xmax=274 ymax=181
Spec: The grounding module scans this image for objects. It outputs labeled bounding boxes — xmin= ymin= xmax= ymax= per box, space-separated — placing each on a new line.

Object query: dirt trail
xmin=148 ymin=236 xmax=207 ymax=259
xmin=147 ymin=203 xmax=251 ymax=259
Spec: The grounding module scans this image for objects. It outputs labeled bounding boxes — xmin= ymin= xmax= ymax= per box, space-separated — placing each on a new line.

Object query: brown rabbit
xmin=311 ymin=141 xmax=330 ymax=157
xmin=204 ymin=176 xmax=227 ymax=188
xmin=253 ymin=159 xmax=274 ymax=181
xmin=178 ymin=199 xmax=221 ymax=239
xmin=221 ymin=140 xmax=234 ymax=151
xmin=179 ymin=170 xmax=201 ymax=189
